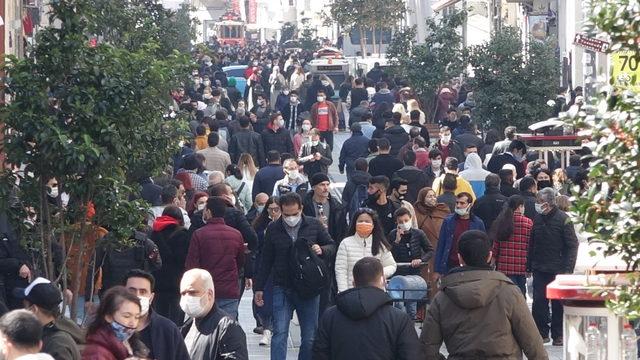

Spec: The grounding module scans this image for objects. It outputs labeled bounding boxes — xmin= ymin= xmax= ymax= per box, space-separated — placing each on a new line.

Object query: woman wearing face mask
xmin=533 ymin=168 xmax=553 ymax=191
xmin=149 ymin=206 xmax=190 ymax=326
xmin=335 ymin=208 xmax=396 ymax=293
xmin=83 ymin=286 xmax=149 ymax=360
xmin=225 ymin=164 xmax=252 ymax=214
xmin=272 ymin=159 xmax=308 ymax=197
xmin=260 ymin=113 xmax=294 ymax=157
xmin=293 ymin=119 xmax=312 ymax=155
xmin=250 ymin=196 xmax=281 ymax=345
xmin=489 ymin=195 xmax=532 ymax=296
xmin=413 ymin=188 xmax=450 ymax=299
xmin=297 ymin=128 xmax=333 ymax=179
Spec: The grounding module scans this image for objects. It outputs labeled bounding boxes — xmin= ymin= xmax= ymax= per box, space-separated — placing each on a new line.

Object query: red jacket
xmin=185 ymin=218 xmax=245 ymax=299
xmin=82 ymin=326 xmax=130 ymax=360
xmin=493 ymin=213 xmax=532 ymax=275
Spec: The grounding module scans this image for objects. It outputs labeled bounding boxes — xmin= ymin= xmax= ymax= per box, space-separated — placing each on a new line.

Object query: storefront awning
xmin=431 ymin=0 xmax=461 ymax=12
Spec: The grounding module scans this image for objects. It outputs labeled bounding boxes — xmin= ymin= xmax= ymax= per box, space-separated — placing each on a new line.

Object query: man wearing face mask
xmin=124 ymin=270 xmax=189 ymax=360
xmin=246 ymin=192 xmax=269 ymax=225
xmin=282 ymin=90 xmax=304 ymax=131
xmin=254 ymin=192 xmax=335 ymax=360
xmin=273 ymin=158 xmax=309 ymax=197
xmin=430 ymin=126 xmax=464 ymax=164
xmin=206 ymin=183 xmax=258 ymax=252
xmin=310 ymin=89 xmax=339 ymax=151
xmin=186 ymin=197 xmax=245 ymax=319
xmin=298 ymin=128 xmax=333 ymax=179
xmin=15 ymin=278 xmax=80 ymax=360
xmin=488 ymin=140 xmax=527 ymax=179
xmin=527 ymin=188 xmax=578 ymax=346
xmin=433 ymin=192 xmax=486 ymax=279
xmin=180 ymin=269 xmax=248 ymax=360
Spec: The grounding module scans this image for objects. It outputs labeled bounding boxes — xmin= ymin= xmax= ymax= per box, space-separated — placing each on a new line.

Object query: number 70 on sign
xmin=611 ymin=51 xmax=640 ymax=92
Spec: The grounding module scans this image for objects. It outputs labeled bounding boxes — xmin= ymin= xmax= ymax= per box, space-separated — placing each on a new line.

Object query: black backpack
xmin=289 ymin=237 xmax=328 ymax=299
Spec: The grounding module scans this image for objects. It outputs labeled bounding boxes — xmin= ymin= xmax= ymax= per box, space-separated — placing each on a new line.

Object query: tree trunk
xmin=379 ymin=27 xmax=384 ymax=57
xmin=371 ymin=26 xmax=377 ymax=55
xmin=359 ymin=27 xmax=366 ymax=58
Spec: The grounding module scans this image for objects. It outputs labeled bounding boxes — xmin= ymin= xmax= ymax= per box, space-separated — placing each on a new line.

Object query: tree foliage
xmin=387 ymin=10 xmax=467 ymax=119
xmin=468 ymin=27 xmax=559 ymax=131
xmin=0 ymin=0 xmax=191 ymax=318
xmin=569 ymin=0 xmax=640 ymax=319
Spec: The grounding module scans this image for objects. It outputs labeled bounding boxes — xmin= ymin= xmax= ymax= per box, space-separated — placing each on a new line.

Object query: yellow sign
xmin=611 ymin=51 xmax=640 ymax=93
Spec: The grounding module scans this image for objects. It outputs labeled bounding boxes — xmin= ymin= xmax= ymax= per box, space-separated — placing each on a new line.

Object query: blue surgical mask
xmin=111 ymin=320 xmax=136 ymax=342
xmin=257 ymin=205 xmax=265 ymax=213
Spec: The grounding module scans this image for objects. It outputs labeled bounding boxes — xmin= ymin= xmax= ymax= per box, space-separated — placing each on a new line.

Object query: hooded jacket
xmin=383 ymin=125 xmax=410 ymax=157
xmin=394 ymin=165 xmax=431 ymax=204
xmin=150 ymin=220 xmax=190 ymax=294
xmin=421 ymin=268 xmax=547 ymax=360
xmin=527 ymin=207 xmax=579 ymax=274
xmin=459 ymin=153 xmax=492 ymax=197
xmin=312 ymin=286 xmax=422 ymax=360
xmin=342 ymin=170 xmax=371 ymax=209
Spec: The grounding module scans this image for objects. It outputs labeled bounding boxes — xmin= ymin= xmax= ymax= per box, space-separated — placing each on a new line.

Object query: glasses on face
xmin=267 ymin=207 xmax=280 ymax=213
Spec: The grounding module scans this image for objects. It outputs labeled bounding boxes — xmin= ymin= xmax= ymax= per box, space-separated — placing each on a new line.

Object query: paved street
xmin=239 ymin=131 xmax=562 ymax=359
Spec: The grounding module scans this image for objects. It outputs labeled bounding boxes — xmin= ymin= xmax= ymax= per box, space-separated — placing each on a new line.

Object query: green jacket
xmin=42 ymin=321 xmax=81 ymax=360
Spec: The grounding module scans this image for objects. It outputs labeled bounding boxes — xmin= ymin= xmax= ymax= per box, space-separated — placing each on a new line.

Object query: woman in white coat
xmin=335 ymin=208 xmax=397 ymax=293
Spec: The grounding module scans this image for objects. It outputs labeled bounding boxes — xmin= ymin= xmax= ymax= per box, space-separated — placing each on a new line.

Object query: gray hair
xmin=208 ymin=171 xmax=224 ymax=186
xmin=537 ymin=187 xmax=557 ymax=206
xmin=181 ymin=268 xmax=214 ymax=292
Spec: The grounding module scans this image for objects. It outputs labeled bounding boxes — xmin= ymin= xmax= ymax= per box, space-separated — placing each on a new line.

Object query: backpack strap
xmin=237 ymin=182 xmax=246 ymax=197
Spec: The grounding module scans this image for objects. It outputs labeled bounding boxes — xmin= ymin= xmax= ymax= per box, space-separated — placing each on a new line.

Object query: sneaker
xmin=552 ymin=337 xmax=563 ymax=346
xmin=542 ymin=337 xmax=551 ymax=344
xmin=259 ymin=330 xmax=272 ymax=346
xmin=253 ymin=326 xmax=264 ymax=335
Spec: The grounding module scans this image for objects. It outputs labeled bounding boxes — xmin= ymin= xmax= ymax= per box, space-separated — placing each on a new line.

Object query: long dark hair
xmin=252 ymin=196 xmax=280 ymax=230
xmin=490 ymin=195 xmax=524 ymax=244
xmin=346 ymin=208 xmax=391 ymax=256
xmin=87 ymin=286 xmax=141 ymax=336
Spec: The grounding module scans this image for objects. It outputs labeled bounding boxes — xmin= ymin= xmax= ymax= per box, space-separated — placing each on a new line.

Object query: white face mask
xmin=317 ymin=96 xmax=325 ymax=102
xmin=197 ymin=203 xmax=206 ymax=211
xmin=535 ymin=203 xmax=546 ymax=214
xmin=203 ymin=80 xmax=211 ymax=86
xmin=431 ymin=159 xmax=442 ymax=169
xmin=398 ymin=221 xmax=412 ymax=231
xmin=441 ymin=135 xmax=451 ymax=144
xmin=287 ymin=169 xmax=299 ymax=179
xmin=311 ymin=140 xmax=319 ymax=146
xmin=180 ymin=295 xmax=208 ymax=318
xmin=257 ymin=205 xmax=265 ymax=213
xmin=321 ymin=80 xmax=330 ymax=86
xmin=284 ymin=215 xmax=301 ymax=227
xmin=138 ymin=296 xmax=151 ymax=316
xmin=290 ymin=96 xmax=298 ymax=103
xmin=276 ymin=119 xmax=285 ymax=127
xmin=228 ymin=195 xmax=236 ymax=206
xmin=455 ymin=206 xmax=469 ymax=216
xmin=302 ymin=124 xmax=311 ymax=132
xmin=48 ymin=187 xmax=59 ymax=198
xmin=283 ymin=90 xmax=290 ymax=95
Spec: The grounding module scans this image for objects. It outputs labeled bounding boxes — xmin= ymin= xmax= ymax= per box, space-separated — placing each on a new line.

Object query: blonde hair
xmin=392 ymin=103 xmax=410 ymax=124
xmin=238 ymin=153 xmax=258 ymax=178
xmin=553 ymin=168 xmax=568 ymax=184
xmin=556 ymin=194 xmax=571 ymax=212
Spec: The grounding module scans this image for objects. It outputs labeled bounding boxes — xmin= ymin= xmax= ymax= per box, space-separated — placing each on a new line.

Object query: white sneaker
xmin=259 ymin=330 xmax=272 ymax=346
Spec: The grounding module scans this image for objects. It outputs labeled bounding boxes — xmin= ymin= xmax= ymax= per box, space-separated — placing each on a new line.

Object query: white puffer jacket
xmin=335 ymin=234 xmax=397 ymax=293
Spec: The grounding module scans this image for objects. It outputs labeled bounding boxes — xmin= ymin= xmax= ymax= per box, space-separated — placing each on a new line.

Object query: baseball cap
xmin=13 ymin=277 xmax=62 ymax=311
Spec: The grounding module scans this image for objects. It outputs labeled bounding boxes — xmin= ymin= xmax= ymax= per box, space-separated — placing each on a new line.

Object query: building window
xmin=289 ymin=0 xmax=294 ymax=6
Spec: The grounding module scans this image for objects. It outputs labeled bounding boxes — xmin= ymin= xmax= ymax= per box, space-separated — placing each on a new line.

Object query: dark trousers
xmin=508 ymin=275 xmax=527 ymax=297
xmin=319 ymin=131 xmax=334 ymax=151
xmin=532 ymin=271 xmax=563 ymax=340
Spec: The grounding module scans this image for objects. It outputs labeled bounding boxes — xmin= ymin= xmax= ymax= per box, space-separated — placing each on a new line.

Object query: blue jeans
xmin=217 ymin=298 xmax=240 ymax=320
xmin=508 ymin=275 xmax=527 ymax=297
xmin=272 ymin=286 xmax=320 ymax=360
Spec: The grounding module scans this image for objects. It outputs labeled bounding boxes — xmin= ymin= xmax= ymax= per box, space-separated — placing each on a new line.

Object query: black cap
xmin=310 ymin=173 xmax=330 ymax=187
xmin=13 ymin=277 xmax=62 ymax=311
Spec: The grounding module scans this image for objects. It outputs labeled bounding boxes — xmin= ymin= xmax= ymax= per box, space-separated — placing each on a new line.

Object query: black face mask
xmin=537 ymin=180 xmax=552 ymax=190
xmin=367 ymin=190 xmax=381 ymax=202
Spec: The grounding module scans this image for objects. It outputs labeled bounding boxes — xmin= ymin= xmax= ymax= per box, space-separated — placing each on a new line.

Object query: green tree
xmin=0 ymin=0 xmax=190 ymax=319
xmin=326 ymin=0 xmax=369 ymax=57
xmin=468 ymin=27 xmax=559 ymax=131
xmin=568 ymin=0 xmax=640 ymax=319
xmin=387 ymin=10 xmax=467 ymax=119
xmin=369 ymin=0 xmax=406 ymax=55
xmin=299 ymin=18 xmax=320 ymax=52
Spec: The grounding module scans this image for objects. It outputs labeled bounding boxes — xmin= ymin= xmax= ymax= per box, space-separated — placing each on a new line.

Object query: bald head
xmin=180 ymin=269 xmax=215 ymax=318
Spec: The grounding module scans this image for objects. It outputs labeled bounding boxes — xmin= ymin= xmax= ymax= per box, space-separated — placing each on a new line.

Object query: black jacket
xmin=521 ymin=190 xmax=537 ymax=221
xmin=312 ymin=286 xmax=422 ymax=360
xmin=527 ymin=207 xmax=579 ymax=274
xmin=302 ymin=191 xmax=347 ymax=245
xmin=143 ymin=311 xmax=190 ymax=360
xmin=349 ymin=88 xmax=369 ymax=110
xmin=151 ymin=225 xmax=190 ymax=294
xmin=393 ymin=166 xmax=430 ymax=204
xmin=261 ymin=128 xmax=293 ymax=156
xmin=487 ymin=153 xmax=525 ymax=179
xmin=368 ymin=154 xmax=404 ymax=180
xmin=500 ymin=183 xmax=520 ymax=198
xmin=282 ymin=103 xmax=305 ymax=130
xmin=349 ymin=105 xmax=371 ymax=127
xmin=472 ymin=187 xmax=507 ymax=232
xmin=383 ymin=125 xmax=410 ymax=157
xmin=454 ymin=131 xmax=485 ymax=158
xmin=251 ymin=164 xmax=285 ymax=199
xmin=255 ymin=216 xmax=335 ymax=291
xmin=339 ymin=132 xmax=369 ymax=173
xmin=388 ymin=228 xmax=434 ymax=276
xmin=342 ymin=170 xmax=371 ymax=207
xmin=42 ymin=322 xmax=81 ymax=360
xmin=181 ymin=305 xmax=248 ymax=360
xmin=229 ymin=129 xmax=265 ymax=167
xmin=423 ymin=165 xmax=442 ymax=188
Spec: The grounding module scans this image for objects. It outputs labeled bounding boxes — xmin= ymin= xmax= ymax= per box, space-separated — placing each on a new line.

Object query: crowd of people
xmin=0 ymin=39 xmax=595 ymax=360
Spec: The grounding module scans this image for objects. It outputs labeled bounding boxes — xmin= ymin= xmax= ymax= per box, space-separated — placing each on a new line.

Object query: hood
xmin=378 ymin=88 xmax=391 ymax=95
xmin=441 ymin=269 xmax=511 ymax=309
xmin=351 ymin=170 xmax=371 ymax=186
xmin=464 ymin=153 xmax=483 ymax=170
xmin=152 ymin=215 xmax=179 ymax=232
xmin=336 ymin=286 xmax=392 ymax=320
